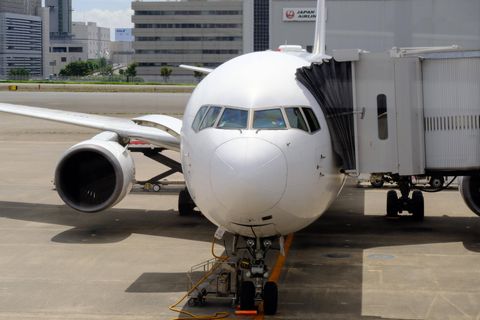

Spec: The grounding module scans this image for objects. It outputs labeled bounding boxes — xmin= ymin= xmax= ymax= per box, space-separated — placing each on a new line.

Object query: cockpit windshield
xmin=199 ymin=106 xmax=222 ymax=130
xmin=218 ymin=108 xmax=248 ymax=129
xmin=192 ymin=105 xmax=320 ymax=133
xmin=253 ymin=109 xmax=286 ymax=129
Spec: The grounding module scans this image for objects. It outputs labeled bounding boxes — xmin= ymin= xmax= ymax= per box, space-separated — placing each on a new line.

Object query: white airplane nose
xmin=210 ymin=138 xmax=287 ymax=216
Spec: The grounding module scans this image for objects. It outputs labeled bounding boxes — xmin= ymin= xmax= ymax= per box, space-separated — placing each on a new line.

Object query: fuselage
xmin=181 ymin=51 xmax=345 ymax=238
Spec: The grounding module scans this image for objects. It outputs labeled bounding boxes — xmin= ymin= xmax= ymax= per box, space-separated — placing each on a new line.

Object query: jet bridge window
xmin=199 ymin=106 xmax=222 ymax=130
xmin=285 ymin=107 xmax=309 ymax=132
xmin=377 ymin=94 xmax=388 ymax=140
xmin=217 ymin=108 xmax=248 ymax=129
xmin=253 ymin=109 xmax=287 ymax=129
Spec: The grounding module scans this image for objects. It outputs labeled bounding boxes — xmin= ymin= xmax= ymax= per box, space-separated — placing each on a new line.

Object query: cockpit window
xmin=199 ymin=106 xmax=222 ymax=130
xmin=253 ymin=109 xmax=287 ymax=129
xmin=217 ymin=108 xmax=248 ymax=129
xmin=285 ymin=107 xmax=309 ymax=132
xmin=192 ymin=105 xmax=209 ymax=132
xmin=302 ymin=108 xmax=321 ymax=132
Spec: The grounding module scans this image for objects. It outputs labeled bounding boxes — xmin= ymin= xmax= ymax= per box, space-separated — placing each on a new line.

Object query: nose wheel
xmin=263 ymin=281 xmax=278 ymax=315
xmin=235 ymin=236 xmax=280 ymax=315
xmin=240 ymin=281 xmax=255 ymax=310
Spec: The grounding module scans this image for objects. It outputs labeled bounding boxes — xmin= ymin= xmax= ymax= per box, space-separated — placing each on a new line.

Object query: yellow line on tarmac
xmin=254 ymin=234 xmax=294 ymax=320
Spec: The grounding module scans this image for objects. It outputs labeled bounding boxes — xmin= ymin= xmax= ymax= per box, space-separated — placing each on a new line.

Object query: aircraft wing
xmin=179 ymin=64 xmax=214 ymax=74
xmin=0 ymin=103 xmax=181 ymax=151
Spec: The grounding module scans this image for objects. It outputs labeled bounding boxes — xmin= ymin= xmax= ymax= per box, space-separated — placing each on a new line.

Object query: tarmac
xmin=0 ymin=92 xmax=479 ymax=320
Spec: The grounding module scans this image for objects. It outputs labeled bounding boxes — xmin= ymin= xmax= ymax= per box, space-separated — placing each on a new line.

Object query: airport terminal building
xmin=133 ymin=0 xmax=480 ymax=81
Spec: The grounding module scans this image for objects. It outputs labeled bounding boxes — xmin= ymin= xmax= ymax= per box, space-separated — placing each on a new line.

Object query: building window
xmin=53 ymin=47 xmax=67 ymax=53
xmin=61 ymin=57 xmax=67 ymax=62
xmin=254 ymin=0 xmax=269 ymax=51
xmin=68 ymin=47 xmax=83 ymax=53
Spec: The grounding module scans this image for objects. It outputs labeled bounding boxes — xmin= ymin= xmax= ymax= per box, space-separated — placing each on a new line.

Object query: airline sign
xmin=283 ymin=8 xmax=316 ymax=22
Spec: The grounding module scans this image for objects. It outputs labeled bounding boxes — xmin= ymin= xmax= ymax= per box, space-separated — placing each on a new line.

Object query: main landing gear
xmin=178 ymin=188 xmax=197 ymax=216
xmin=236 ymin=236 xmax=279 ymax=315
xmin=128 ymin=144 xmax=199 ymax=216
xmin=386 ymin=176 xmax=424 ymax=220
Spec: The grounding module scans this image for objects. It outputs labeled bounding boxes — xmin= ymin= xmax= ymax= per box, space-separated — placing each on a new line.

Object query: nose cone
xmin=210 ymin=138 xmax=287 ymax=216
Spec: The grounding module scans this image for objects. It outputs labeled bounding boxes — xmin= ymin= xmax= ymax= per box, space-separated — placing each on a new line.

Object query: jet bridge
xmin=297 ymin=47 xmax=480 ymax=218
xmin=298 ymin=47 xmax=480 ymax=176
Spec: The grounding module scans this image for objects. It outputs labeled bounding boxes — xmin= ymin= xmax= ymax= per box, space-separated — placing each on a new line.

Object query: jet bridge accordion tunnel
xmin=297 ymin=48 xmax=480 ymax=216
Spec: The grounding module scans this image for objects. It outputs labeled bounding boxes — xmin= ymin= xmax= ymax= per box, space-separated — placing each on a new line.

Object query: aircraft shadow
xmin=0 ymin=201 xmax=215 ymax=244
xmin=1 ymin=183 xmax=479 ymax=319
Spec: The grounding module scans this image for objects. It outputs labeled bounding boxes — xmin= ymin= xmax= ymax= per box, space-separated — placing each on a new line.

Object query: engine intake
xmin=55 ymin=134 xmax=135 ymax=213
xmin=459 ymin=176 xmax=480 ymax=217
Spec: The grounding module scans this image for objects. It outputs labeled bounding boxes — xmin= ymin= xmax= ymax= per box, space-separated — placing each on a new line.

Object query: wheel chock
xmin=235 ymin=310 xmax=258 ymax=316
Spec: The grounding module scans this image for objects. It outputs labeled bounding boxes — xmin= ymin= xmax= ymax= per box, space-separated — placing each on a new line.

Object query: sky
xmin=70 ymin=0 xmax=134 ymax=39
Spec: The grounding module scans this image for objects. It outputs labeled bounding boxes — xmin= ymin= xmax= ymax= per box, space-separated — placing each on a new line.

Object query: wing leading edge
xmin=0 ymin=103 xmax=181 ymax=151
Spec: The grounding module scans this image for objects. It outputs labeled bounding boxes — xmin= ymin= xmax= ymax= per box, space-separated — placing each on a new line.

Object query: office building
xmin=0 ymin=12 xmax=43 ymax=78
xmin=0 ymin=0 xmax=41 ymax=16
xmin=132 ymin=0 xmax=479 ymax=82
xmin=48 ymin=22 xmax=111 ymax=75
xmin=45 ymin=0 xmax=72 ymax=40
xmin=132 ymin=0 xmax=250 ymax=81
xmin=270 ymin=0 xmax=480 ymax=53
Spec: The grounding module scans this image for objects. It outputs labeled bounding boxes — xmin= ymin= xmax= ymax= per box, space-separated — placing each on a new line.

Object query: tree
xmin=193 ymin=64 xmax=204 ymax=82
xmin=160 ymin=66 xmax=173 ymax=83
xmin=8 ymin=68 xmax=30 ymax=79
xmin=59 ymin=61 xmax=96 ymax=77
xmin=125 ymin=63 xmax=137 ymax=82
xmin=99 ymin=64 xmax=113 ymax=77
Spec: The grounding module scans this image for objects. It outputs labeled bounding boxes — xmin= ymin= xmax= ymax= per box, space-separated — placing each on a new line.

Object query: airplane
xmin=1 ymin=0 xmax=479 ymax=316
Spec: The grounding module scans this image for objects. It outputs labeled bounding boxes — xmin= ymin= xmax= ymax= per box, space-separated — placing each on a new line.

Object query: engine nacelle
xmin=459 ymin=176 xmax=480 ymax=217
xmin=55 ymin=132 xmax=135 ymax=213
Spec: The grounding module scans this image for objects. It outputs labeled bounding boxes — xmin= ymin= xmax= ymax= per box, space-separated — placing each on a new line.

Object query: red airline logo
xmin=285 ymin=10 xmax=295 ymax=19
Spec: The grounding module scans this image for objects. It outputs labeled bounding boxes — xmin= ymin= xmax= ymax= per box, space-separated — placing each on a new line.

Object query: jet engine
xmin=459 ymin=176 xmax=480 ymax=217
xmin=54 ymin=132 xmax=135 ymax=213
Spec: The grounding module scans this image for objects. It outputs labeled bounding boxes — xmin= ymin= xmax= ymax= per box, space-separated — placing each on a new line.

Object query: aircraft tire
xmin=240 ymin=281 xmax=255 ymax=310
xmin=178 ymin=189 xmax=195 ymax=216
xmin=386 ymin=190 xmax=399 ymax=218
xmin=263 ymin=281 xmax=278 ymax=315
xmin=411 ymin=190 xmax=424 ymax=221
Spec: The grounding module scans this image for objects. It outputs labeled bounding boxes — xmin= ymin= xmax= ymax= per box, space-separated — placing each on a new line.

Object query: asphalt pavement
xmin=0 ymin=92 xmax=479 ymax=319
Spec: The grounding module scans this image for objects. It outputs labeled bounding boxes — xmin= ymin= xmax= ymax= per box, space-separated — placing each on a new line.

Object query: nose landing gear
xmin=386 ymin=176 xmax=424 ymax=220
xmin=237 ymin=237 xmax=279 ymax=315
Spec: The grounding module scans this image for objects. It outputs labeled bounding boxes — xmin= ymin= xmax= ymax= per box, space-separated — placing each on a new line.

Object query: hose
xmin=168 ymin=236 xmax=231 ymax=320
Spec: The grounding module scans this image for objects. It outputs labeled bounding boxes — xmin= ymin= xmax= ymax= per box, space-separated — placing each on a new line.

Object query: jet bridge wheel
xmin=411 ymin=190 xmax=424 ymax=221
xmin=429 ymin=176 xmax=445 ymax=189
xmin=178 ymin=188 xmax=196 ymax=216
xmin=386 ymin=190 xmax=399 ymax=218
xmin=240 ymin=281 xmax=256 ymax=310
xmin=263 ymin=281 xmax=278 ymax=315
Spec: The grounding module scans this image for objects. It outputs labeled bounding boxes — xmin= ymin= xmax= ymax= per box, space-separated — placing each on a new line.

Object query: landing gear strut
xmin=386 ymin=176 xmax=424 ymax=220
